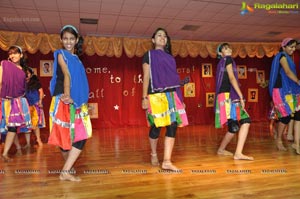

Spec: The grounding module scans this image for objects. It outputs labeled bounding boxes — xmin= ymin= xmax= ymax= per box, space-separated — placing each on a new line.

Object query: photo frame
xmin=206 ymin=92 xmax=215 ymax=107
xmin=237 ymin=65 xmax=247 ymax=79
xmin=248 ymin=88 xmax=258 ymax=102
xmin=256 ymin=70 xmax=265 ymax=84
xmin=88 ymin=103 xmax=98 ymax=119
xmin=202 ymin=63 xmax=213 ymax=77
xmin=184 ymin=82 xmax=195 ymax=97
xmin=40 ymin=60 xmax=53 ymax=77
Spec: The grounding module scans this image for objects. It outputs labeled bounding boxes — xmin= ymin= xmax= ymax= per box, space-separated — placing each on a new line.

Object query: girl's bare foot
xmin=2 ymin=154 xmax=12 ymax=162
xmin=22 ymin=144 xmax=31 ymax=149
xmin=234 ymin=154 xmax=254 ymax=161
xmin=37 ymin=140 xmax=43 ymax=146
xmin=16 ymin=148 xmax=22 ymax=156
xmin=217 ymin=149 xmax=233 ymax=156
xmin=291 ymin=143 xmax=300 ymax=155
xmin=162 ymin=161 xmax=181 ymax=171
xmin=276 ymin=141 xmax=287 ymax=151
xmin=59 ymin=173 xmax=81 ymax=182
xmin=150 ymin=153 xmax=159 ymax=166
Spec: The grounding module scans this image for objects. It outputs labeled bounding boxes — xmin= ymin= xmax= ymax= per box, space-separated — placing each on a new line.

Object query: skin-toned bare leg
xmin=276 ymin=122 xmax=287 ymax=151
xmin=59 ymin=147 xmax=82 ymax=182
xmin=162 ymin=137 xmax=180 ymax=171
xmin=149 ymin=138 xmax=159 ymax=166
xmin=233 ymin=123 xmax=254 ymax=160
xmin=217 ymin=132 xmax=234 ymax=156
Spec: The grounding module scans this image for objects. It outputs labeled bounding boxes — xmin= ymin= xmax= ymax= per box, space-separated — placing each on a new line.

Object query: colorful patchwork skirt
xmin=146 ymin=91 xmax=188 ymax=128
xmin=20 ymin=103 xmax=46 ymax=132
xmin=30 ymin=103 xmax=46 ymax=128
xmin=215 ymin=92 xmax=250 ymax=128
xmin=48 ymin=95 xmax=92 ymax=150
xmin=0 ymin=97 xmax=32 ymax=133
xmin=272 ymin=88 xmax=300 ymax=118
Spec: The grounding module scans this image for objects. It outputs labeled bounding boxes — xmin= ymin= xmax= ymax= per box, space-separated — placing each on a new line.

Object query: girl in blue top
xmin=48 ymin=25 xmax=92 ymax=181
xmin=269 ymin=38 xmax=299 ymax=153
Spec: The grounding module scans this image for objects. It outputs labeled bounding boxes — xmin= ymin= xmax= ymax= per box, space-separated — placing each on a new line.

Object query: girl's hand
xmin=38 ymin=101 xmax=43 ymax=108
xmin=61 ymin=94 xmax=74 ymax=104
xmin=142 ymin=98 xmax=149 ymax=109
xmin=240 ymin=99 xmax=245 ymax=109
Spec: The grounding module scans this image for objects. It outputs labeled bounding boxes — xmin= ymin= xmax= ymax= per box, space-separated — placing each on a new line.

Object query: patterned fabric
xmin=146 ymin=91 xmax=188 ymax=128
xmin=21 ymin=82 xmax=45 ymax=132
xmin=272 ymin=88 xmax=300 ymax=118
xmin=0 ymin=97 xmax=31 ymax=133
xmin=215 ymin=92 xmax=250 ymax=128
xmin=48 ymin=95 xmax=92 ymax=150
xmin=20 ymin=103 xmax=46 ymax=132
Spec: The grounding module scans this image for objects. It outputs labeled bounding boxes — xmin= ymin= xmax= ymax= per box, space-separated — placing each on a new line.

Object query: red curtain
xmin=1 ymin=49 xmax=299 ymax=129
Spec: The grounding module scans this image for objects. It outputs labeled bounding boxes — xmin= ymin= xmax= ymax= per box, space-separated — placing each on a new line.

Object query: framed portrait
xmin=237 ymin=65 xmax=247 ymax=79
xmin=88 ymin=103 xmax=98 ymax=119
xmin=202 ymin=63 xmax=213 ymax=77
xmin=184 ymin=82 xmax=195 ymax=97
xmin=40 ymin=60 xmax=53 ymax=77
xmin=256 ymin=70 xmax=265 ymax=84
xmin=248 ymin=88 xmax=258 ymax=102
xmin=206 ymin=92 xmax=215 ymax=107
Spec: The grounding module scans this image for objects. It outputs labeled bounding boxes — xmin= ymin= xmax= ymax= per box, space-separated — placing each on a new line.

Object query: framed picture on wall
xmin=237 ymin=65 xmax=247 ymax=79
xmin=40 ymin=60 xmax=53 ymax=77
xmin=184 ymin=82 xmax=195 ymax=97
xmin=206 ymin=92 xmax=215 ymax=107
xmin=256 ymin=70 xmax=265 ymax=83
xmin=88 ymin=103 xmax=98 ymax=119
xmin=202 ymin=63 xmax=213 ymax=77
xmin=248 ymin=88 xmax=258 ymax=102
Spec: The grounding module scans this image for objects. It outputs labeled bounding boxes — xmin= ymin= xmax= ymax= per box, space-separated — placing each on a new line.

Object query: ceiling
xmin=0 ymin=0 xmax=299 ymax=42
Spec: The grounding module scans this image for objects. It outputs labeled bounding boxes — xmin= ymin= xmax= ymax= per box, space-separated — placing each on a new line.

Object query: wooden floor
xmin=1 ymin=122 xmax=300 ymax=199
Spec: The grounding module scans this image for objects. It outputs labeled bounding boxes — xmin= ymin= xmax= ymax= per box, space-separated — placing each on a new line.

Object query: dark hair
xmin=8 ymin=45 xmax=27 ymax=70
xmin=26 ymin=67 xmax=41 ymax=91
xmin=279 ymin=39 xmax=297 ymax=52
xmin=217 ymin=43 xmax=230 ymax=59
xmin=60 ymin=26 xmax=84 ymax=56
xmin=151 ymin=28 xmax=172 ymax=55
xmin=8 ymin=45 xmax=22 ymax=54
xmin=27 ymin=67 xmax=34 ymax=75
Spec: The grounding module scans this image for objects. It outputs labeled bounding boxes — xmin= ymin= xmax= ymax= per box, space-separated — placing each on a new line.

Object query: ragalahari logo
xmin=240 ymin=2 xmax=254 ymax=15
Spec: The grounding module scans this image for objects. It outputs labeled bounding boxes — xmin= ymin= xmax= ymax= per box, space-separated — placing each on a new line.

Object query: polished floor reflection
xmin=1 ymin=122 xmax=300 ymax=199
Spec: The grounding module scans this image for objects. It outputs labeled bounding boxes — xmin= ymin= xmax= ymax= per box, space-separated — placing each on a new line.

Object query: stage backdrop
xmin=1 ymin=49 xmax=299 ymax=129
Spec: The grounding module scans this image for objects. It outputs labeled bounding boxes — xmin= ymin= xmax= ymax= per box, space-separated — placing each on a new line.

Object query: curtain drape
xmin=0 ymin=30 xmax=280 ymax=58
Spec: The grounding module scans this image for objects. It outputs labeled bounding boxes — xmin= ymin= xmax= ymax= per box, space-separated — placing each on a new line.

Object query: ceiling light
xmin=80 ymin=18 xmax=98 ymax=25
xmin=266 ymin=31 xmax=282 ymax=36
xmin=181 ymin=25 xmax=200 ymax=31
